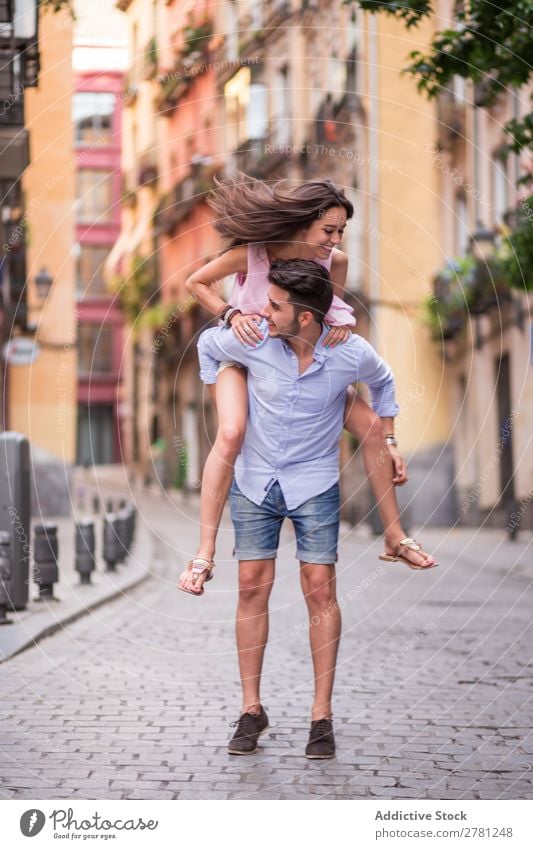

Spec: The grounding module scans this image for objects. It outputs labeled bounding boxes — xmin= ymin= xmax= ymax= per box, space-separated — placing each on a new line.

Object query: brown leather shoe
xmin=227 ymin=706 xmax=269 ymax=755
xmin=305 ymin=718 xmax=335 ymax=759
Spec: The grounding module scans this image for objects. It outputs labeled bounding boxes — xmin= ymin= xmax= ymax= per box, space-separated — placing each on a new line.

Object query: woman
xmin=179 ymin=175 xmax=436 ymax=594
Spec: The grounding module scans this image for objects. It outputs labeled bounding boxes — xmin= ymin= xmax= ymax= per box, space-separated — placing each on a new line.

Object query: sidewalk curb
xmin=0 ymin=522 xmax=155 ymax=665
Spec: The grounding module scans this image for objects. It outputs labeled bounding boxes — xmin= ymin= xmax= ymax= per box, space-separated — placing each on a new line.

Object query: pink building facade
xmin=73 ymin=70 xmax=125 ymax=464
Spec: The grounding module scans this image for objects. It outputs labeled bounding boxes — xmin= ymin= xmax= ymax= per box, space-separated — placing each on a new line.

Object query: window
xmin=271 ymin=66 xmax=291 ymax=146
xmin=249 ymin=0 xmax=262 ymax=29
xmin=224 ymin=67 xmax=267 ymax=150
xmin=78 ymin=323 xmax=113 ymax=375
xmin=226 ymin=0 xmax=238 ymax=61
xmin=346 ymin=46 xmax=357 ymax=96
xmin=452 ymin=75 xmax=466 ymax=104
xmin=73 ymin=92 xmax=115 ymax=145
xmin=454 ymin=193 xmax=469 ymax=255
xmin=77 ymin=403 xmax=115 ymax=465
xmin=328 ymin=54 xmax=347 ymax=102
xmin=76 ymin=170 xmax=113 ymax=223
xmin=491 ymin=154 xmax=510 ymax=227
xmin=76 ymin=245 xmax=110 ymax=297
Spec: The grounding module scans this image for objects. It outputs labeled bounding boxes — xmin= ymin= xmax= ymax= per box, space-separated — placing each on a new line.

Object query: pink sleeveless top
xmin=229 ymin=243 xmax=356 ymax=327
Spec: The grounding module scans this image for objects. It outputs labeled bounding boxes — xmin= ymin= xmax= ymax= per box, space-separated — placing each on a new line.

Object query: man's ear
xmin=298 ymin=309 xmax=314 ymax=328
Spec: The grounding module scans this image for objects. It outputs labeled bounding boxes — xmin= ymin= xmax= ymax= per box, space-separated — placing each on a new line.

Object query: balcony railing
xmin=142 ymin=37 xmax=158 ymax=81
xmin=232 ymin=119 xmax=295 ymax=177
xmin=137 ymin=153 xmax=158 ymax=188
xmin=156 ymin=43 xmax=212 ymax=113
xmin=263 ymin=0 xmax=291 ymax=26
xmin=154 ymin=163 xmax=219 ymax=235
xmin=436 ymin=89 xmax=466 ymax=150
xmin=0 ymin=52 xmax=24 ymax=125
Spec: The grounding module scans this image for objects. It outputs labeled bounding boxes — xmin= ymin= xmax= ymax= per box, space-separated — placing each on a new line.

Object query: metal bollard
xmin=126 ymin=504 xmax=136 ymax=543
xmin=0 ymin=432 xmax=31 ymax=610
xmin=75 ymin=520 xmax=96 ymax=585
xmin=92 ymin=495 xmax=100 ymax=514
xmin=115 ymin=509 xmax=131 ymax=563
xmin=33 ymin=524 xmax=59 ymax=600
xmin=0 ymin=531 xmax=13 ymax=625
xmin=103 ymin=514 xmax=122 ymax=572
xmin=124 ymin=506 xmax=135 ymax=549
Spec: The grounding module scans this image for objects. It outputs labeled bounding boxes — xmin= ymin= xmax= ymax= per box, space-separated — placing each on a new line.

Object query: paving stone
xmin=1 ymin=485 xmax=531 ymax=800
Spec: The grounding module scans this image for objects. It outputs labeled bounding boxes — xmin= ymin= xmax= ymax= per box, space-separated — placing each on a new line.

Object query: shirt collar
xmin=280 ymin=325 xmax=330 ymax=363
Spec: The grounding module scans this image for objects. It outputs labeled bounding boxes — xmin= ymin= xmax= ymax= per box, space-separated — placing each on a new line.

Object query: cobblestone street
xmin=1 ymin=485 xmax=532 ymax=800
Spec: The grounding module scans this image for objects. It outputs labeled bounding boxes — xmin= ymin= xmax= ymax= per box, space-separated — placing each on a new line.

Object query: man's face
xmin=263 ymin=284 xmax=303 ymax=339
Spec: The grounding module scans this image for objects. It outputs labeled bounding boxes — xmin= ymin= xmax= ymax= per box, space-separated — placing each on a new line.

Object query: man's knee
xmin=302 ymin=573 xmax=336 ymax=608
xmin=239 ymin=568 xmax=273 ymax=603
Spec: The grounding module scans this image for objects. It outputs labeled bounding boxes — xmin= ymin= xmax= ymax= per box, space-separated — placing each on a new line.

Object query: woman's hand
xmin=388 ymin=444 xmax=408 ymax=486
xmin=230 ymin=312 xmax=264 ymax=346
xmin=323 ymin=324 xmax=352 ymax=347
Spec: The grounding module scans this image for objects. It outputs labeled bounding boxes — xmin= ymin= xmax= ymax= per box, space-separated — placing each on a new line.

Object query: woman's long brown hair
xmin=207 ymin=172 xmax=354 ymax=250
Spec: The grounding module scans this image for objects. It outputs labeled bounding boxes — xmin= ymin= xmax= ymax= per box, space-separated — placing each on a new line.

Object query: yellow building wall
xmin=9 ymin=7 xmax=77 ymax=463
xmin=375 ymin=15 xmax=451 ymax=453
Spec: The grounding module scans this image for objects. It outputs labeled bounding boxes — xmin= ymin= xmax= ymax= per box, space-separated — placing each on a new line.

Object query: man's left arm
xmin=348 ymin=338 xmax=407 ymax=485
xmin=350 ymin=337 xmax=400 ymax=419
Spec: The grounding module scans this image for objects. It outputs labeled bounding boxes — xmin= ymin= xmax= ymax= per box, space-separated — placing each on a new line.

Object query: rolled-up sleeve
xmin=353 ymin=338 xmax=400 ymax=418
xmin=325 ymin=294 xmax=356 ymax=328
xmin=197 ymin=327 xmax=251 ymax=385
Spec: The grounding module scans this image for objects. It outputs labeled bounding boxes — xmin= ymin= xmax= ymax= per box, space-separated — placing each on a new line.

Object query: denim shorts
xmin=230 ymin=479 xmax=340 ymax=564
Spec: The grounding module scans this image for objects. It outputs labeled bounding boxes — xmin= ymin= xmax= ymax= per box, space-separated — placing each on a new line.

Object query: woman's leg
xmin=343 ymin=388 xmax=435 ymax=568
xmin=196 ymin=366 xmax=248 ymax=563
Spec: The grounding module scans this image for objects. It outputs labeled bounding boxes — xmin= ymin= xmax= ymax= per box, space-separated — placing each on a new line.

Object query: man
xmin=180 ymin=259 xmax=424 ymax=759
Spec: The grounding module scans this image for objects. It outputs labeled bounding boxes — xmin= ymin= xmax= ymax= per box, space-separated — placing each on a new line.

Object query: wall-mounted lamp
xmin=34 ymin=266 xmax=53 ymax=300
xmin=468 ymin=224 xmax=496 ymax=262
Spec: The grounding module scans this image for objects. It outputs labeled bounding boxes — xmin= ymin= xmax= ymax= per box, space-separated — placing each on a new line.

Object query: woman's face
xmin=296 ymin=206 xmax=348 ymax=259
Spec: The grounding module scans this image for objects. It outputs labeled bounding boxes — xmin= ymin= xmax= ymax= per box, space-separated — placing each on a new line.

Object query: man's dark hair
xmin=267 ymin=259 xmax=333 ymax=324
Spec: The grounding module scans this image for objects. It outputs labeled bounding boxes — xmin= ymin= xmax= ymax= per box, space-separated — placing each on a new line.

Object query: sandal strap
xmin=397 ymin=537 xmax=422 ymax=553
xmin=191 ymin=558 xmax=215 ymax=575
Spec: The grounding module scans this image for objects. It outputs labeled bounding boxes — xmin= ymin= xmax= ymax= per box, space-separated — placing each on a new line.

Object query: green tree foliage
xmin=351 ymin=0 xmax=533 ymax=166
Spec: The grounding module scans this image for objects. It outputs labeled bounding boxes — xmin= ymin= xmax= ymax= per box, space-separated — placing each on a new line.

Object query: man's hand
xmin=323 ymin=324 xmax=352 ymax=347
xmin=230 ymin=312 xmax=264 ymax=346
xmin=388 ymin=444 xmax=408 ymax=485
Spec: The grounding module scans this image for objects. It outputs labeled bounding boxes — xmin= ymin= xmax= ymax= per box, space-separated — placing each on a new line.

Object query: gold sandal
xmin=177 ymin=558 xmax=215 ymax=596
xmin=379 ymin=538 xmax=438 ymax=570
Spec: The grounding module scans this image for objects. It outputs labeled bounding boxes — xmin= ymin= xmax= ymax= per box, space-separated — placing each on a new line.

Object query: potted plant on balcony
xmin=465 ymin=257 xmax=511 ymax=314
xmin=424 ymin=256 xmax=474 ymax=340
xmin=497 ymin=197 xmax=533 ymax=294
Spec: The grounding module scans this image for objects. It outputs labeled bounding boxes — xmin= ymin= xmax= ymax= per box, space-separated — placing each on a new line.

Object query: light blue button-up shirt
xmin=197 ymin=320 xmax=399 ymax=509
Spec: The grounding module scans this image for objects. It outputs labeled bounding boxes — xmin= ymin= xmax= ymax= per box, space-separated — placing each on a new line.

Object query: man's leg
xmin=228 ymin=480 xmax=280 ymax=755
xmin=299 ymin=563 xmax=340 ymax=721
xmin=290 ymin=481 xmax=341 ymax=723
xmin=236 ymin=558 xmax=275 ymax=713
